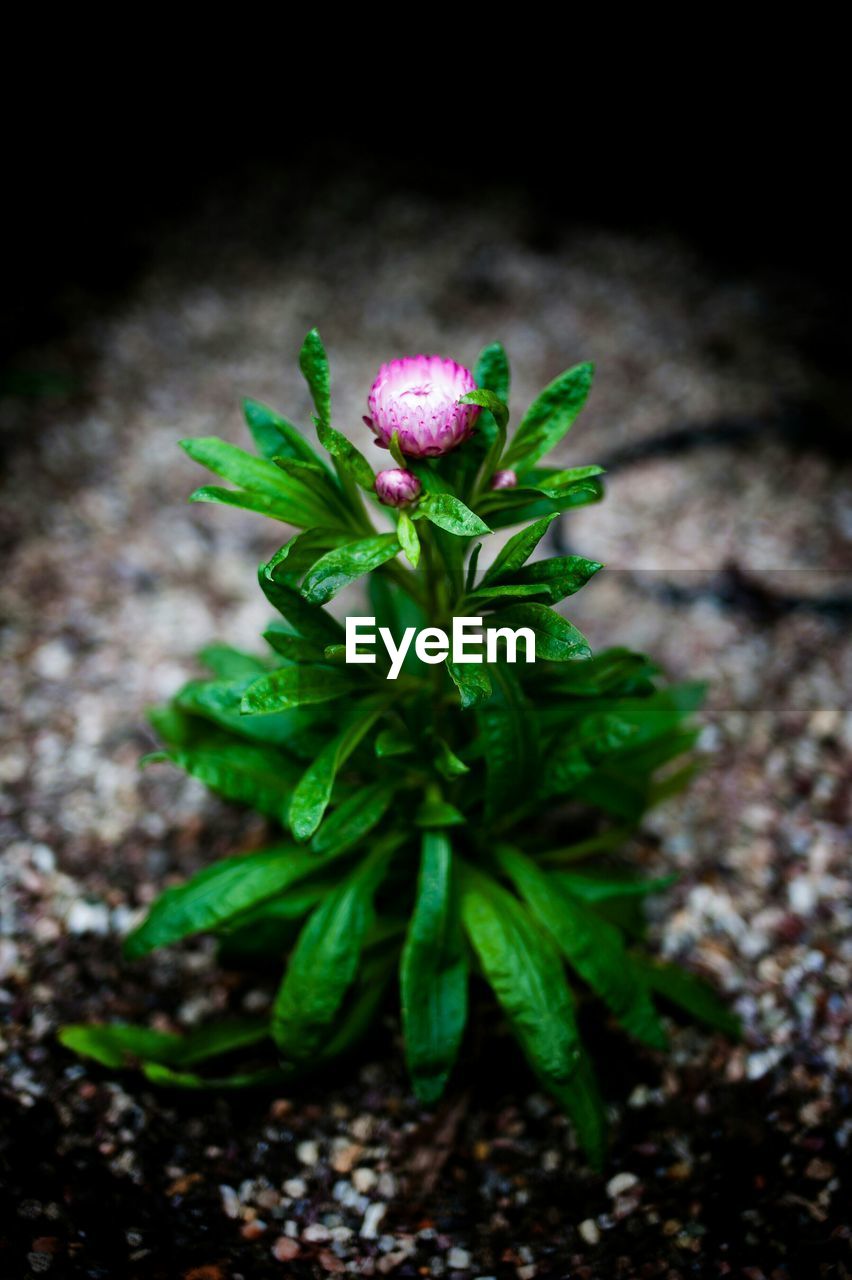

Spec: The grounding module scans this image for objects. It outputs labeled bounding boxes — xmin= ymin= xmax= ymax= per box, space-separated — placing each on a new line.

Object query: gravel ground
xmin=1 ymin=186 xmax=851 ymax=1278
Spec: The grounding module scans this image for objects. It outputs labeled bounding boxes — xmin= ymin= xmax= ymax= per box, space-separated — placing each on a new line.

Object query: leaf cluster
xmin=61 ymin=333 xmax=736 ymax=1167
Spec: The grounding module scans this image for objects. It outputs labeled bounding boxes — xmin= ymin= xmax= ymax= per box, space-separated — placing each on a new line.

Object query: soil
xmin=2 ymin=179 xmax=851 ymax=1278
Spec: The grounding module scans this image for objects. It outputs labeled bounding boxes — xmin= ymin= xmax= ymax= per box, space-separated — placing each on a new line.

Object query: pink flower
xmin=491 ymin=469 xmax=518 ymax=490
xmin=365 ymin=355 xmax=479 ymax=458
xmin=375 ymin=467 xmax=422 ymax=508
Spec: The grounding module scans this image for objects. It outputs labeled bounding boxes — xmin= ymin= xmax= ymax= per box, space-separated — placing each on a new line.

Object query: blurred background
xmin=2 ymin=98 xmax=851 ymax=1275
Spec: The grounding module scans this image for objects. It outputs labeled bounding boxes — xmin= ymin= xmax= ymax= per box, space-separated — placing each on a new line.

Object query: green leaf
xmin=400 ymin=833 xmax=468 ymax=1103
xmin=458 ymin=861 xmax=606 ymax=1166
xmin=174 ymin=676 xmax=324 ymax=752
xmin=579 ymin=769 xmax=649 ymax=822
xmin=389 ymin=430 xmax=406 ymax=468
xmin=58 ymin=1023 xmax=191 ymax=1069
xmin=149 ymin=743 xmax=301 ymax=825
xmin=240 ymin=665 xmax=357 ymax=715
xmin=147 ymin=702 xmax=212 ymax=750
xmin=538 ymin=825 xmax=637 ymax=866
xmin=545 ymin=648 xmax=659 ymax=697
xmin=415 ymin=798 xmax=466 ymax=828
xmin=317 ymin=420 xmax=376 ymax=492
xmin=62 ymin=1020 xmax=274 ymax=1083
xmin=649 ymin=761 xmax=700 ymax=807
xmin=546 ymin=1047 xmax=607 ymax=1172
xmin=455 ymin=343 xmax=511 ymax=484
xmin=480 ymin=513 xmax=558 ymax=587
xmin=322 ymin=644 xmax=347 ymax=663
xmin=460 ymin=388 xmax=509 ymax=433
xmin=182 ymin=437 xmax=326 ymax=525
xmin=189 ymin=485 xmax=310 ymax=526
xmin=375 ymin=725 xmax=414 ymax=757
xmin=458 ymin=864 xmax=586 ymax=1096
xmin=475 ymin=342 xmax=510 ymax=403
xmin=463 ymin=582 xmax=563 ymax=610
xmin=271 ymin=456 xmax=346 ymax=521
xmin=217 ymin=885 xmax=329 ymax=960
xmin=198 ymin=644 xmax=269 ymax=680
xmin=481 ymin=478 xmax=605 ymax=528
xmin=243 ymin=398 xmax=327 ymax=468
xmin=554 ymin=870 xmax=678 ymax=903
xmin=503 ymin=361 xmax=594 ymax=470
xmin=263 ymin=529 xmax=351 ymax=584
xmin=419 ymin=493 xmax=490 ymax=537
xmin=465 ymin=542 xmax=483 ymax=592
xmin=512 ymin=554 xmax=603 ymax=603
xmin=181 ymin=437 xmax=301 ymax=499
xmin=541 ymin=684 xmax=705 ymax=747
xmin=258 ymin=569 xmax=345 ymax=646
xmin=124 ymin=844 xmax=320 ymax=958
xmin=615 ymin=727 xmax=701 ymax=777
xmin=631 ymin=954 xmax=741 ymax=1038
xmin=272 ymin=840 xmax=395 ymax=1061
xmin=316 ymin=950 xmax=396 ymax=1063
xmin=298 ymin=327 xmax=332 ymax=427
xmin=477 ymin=666 xmax=537 ymax=820
xmin=299 ymin=328 xmax=375 ymax=491
xmin=433 ymin=738 xmax=470 ymax=780
xmin=397 ymin=511 xmax=421 ymax=568
xmin=142 ymin=1063 xmax=286 ymax=1090
xmin=310 ymin=782 xmax=396 ymax=857
xmin=446 ymin=659 xmax=492 ymax=709
xmin=298 ymin=325 xmax=376 ymax=488
xmin=289 ymin=700 xmax=387 ymax=840
xmin=541 ymin=713 xmax=640 ymax=797
xmin=496 ymin=847 xmax=667 ymax=1050
xmin=462 ymin=388 xmax=509 ymax=486
xmin=157 ymin=1017 xmax=271 ymax=1065
xmin=487 ymin=603 xmax=590 ymax=661
xmin=520 ymin=464 xmax=606 ymax=492
xmin=301 ymin=533 xmax=401 ymax=605
xmin=263 ymin=623 xmax=322 ymax=664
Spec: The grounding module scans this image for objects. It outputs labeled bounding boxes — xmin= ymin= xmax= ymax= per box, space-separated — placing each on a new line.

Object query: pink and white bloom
xmin=491 ymin=469 xmax=518 ymax=490
xmin=365 ymin=355 xmax=479 ymax=458
xmin=375 ymin=467 xmax=422 ymax=508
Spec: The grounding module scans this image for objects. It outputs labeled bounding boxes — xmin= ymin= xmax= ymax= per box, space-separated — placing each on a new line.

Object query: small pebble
xmin=578 ymin=1219 xmax=600 ymax=1246
xmin=271 ymin=1236 xmax=300 ymax=1261
xmin=377 ymin=1253 xmax=408 ymax=1274
xmin=240 ymin=1219 xmax=266 ymax=1240
xmin=361 ymin=1202 xmax=387 ymax=1239
xmin=331 ymin=1142 xmax=363 ymax=1174
xmin=352 ymin=1167 xmax=378 ymax=1194
xmin=219 ymin=1185 xmax=240 ymax=1220
xmin=606 ymin=1172 xmax=639 ymax=1198
xmin=302 ymin=1223 xmax=331 ymax=1243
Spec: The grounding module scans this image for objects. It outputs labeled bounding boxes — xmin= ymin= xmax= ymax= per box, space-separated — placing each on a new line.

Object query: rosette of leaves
xmin=60 ymin=331 xmax=738 ymax=1168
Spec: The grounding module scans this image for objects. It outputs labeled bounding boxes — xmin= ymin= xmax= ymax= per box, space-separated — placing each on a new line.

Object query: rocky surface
xmin=1 ymin=186 xmax=851 ymax=1277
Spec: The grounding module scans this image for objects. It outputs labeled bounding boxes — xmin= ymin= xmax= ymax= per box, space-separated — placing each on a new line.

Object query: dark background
xmin=3 ymin=90 xmax=848 ymax=380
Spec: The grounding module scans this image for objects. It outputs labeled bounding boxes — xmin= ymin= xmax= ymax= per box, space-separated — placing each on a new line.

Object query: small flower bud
xmin=375 ymin=467 xmax=421 ymax=508
xmin=366 ymin=355 xmax=480 ymax=458
xmin=490 ymin=469 xmax=518 ymax=490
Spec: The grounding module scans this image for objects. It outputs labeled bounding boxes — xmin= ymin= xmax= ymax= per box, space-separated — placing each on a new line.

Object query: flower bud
xmin=365 ymin=355 xmax=479 ymax=458
xmin=375 ymin=467 xmax=422 ymax=508
xmin=490 ymin=469 xmax=518 ymax=490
